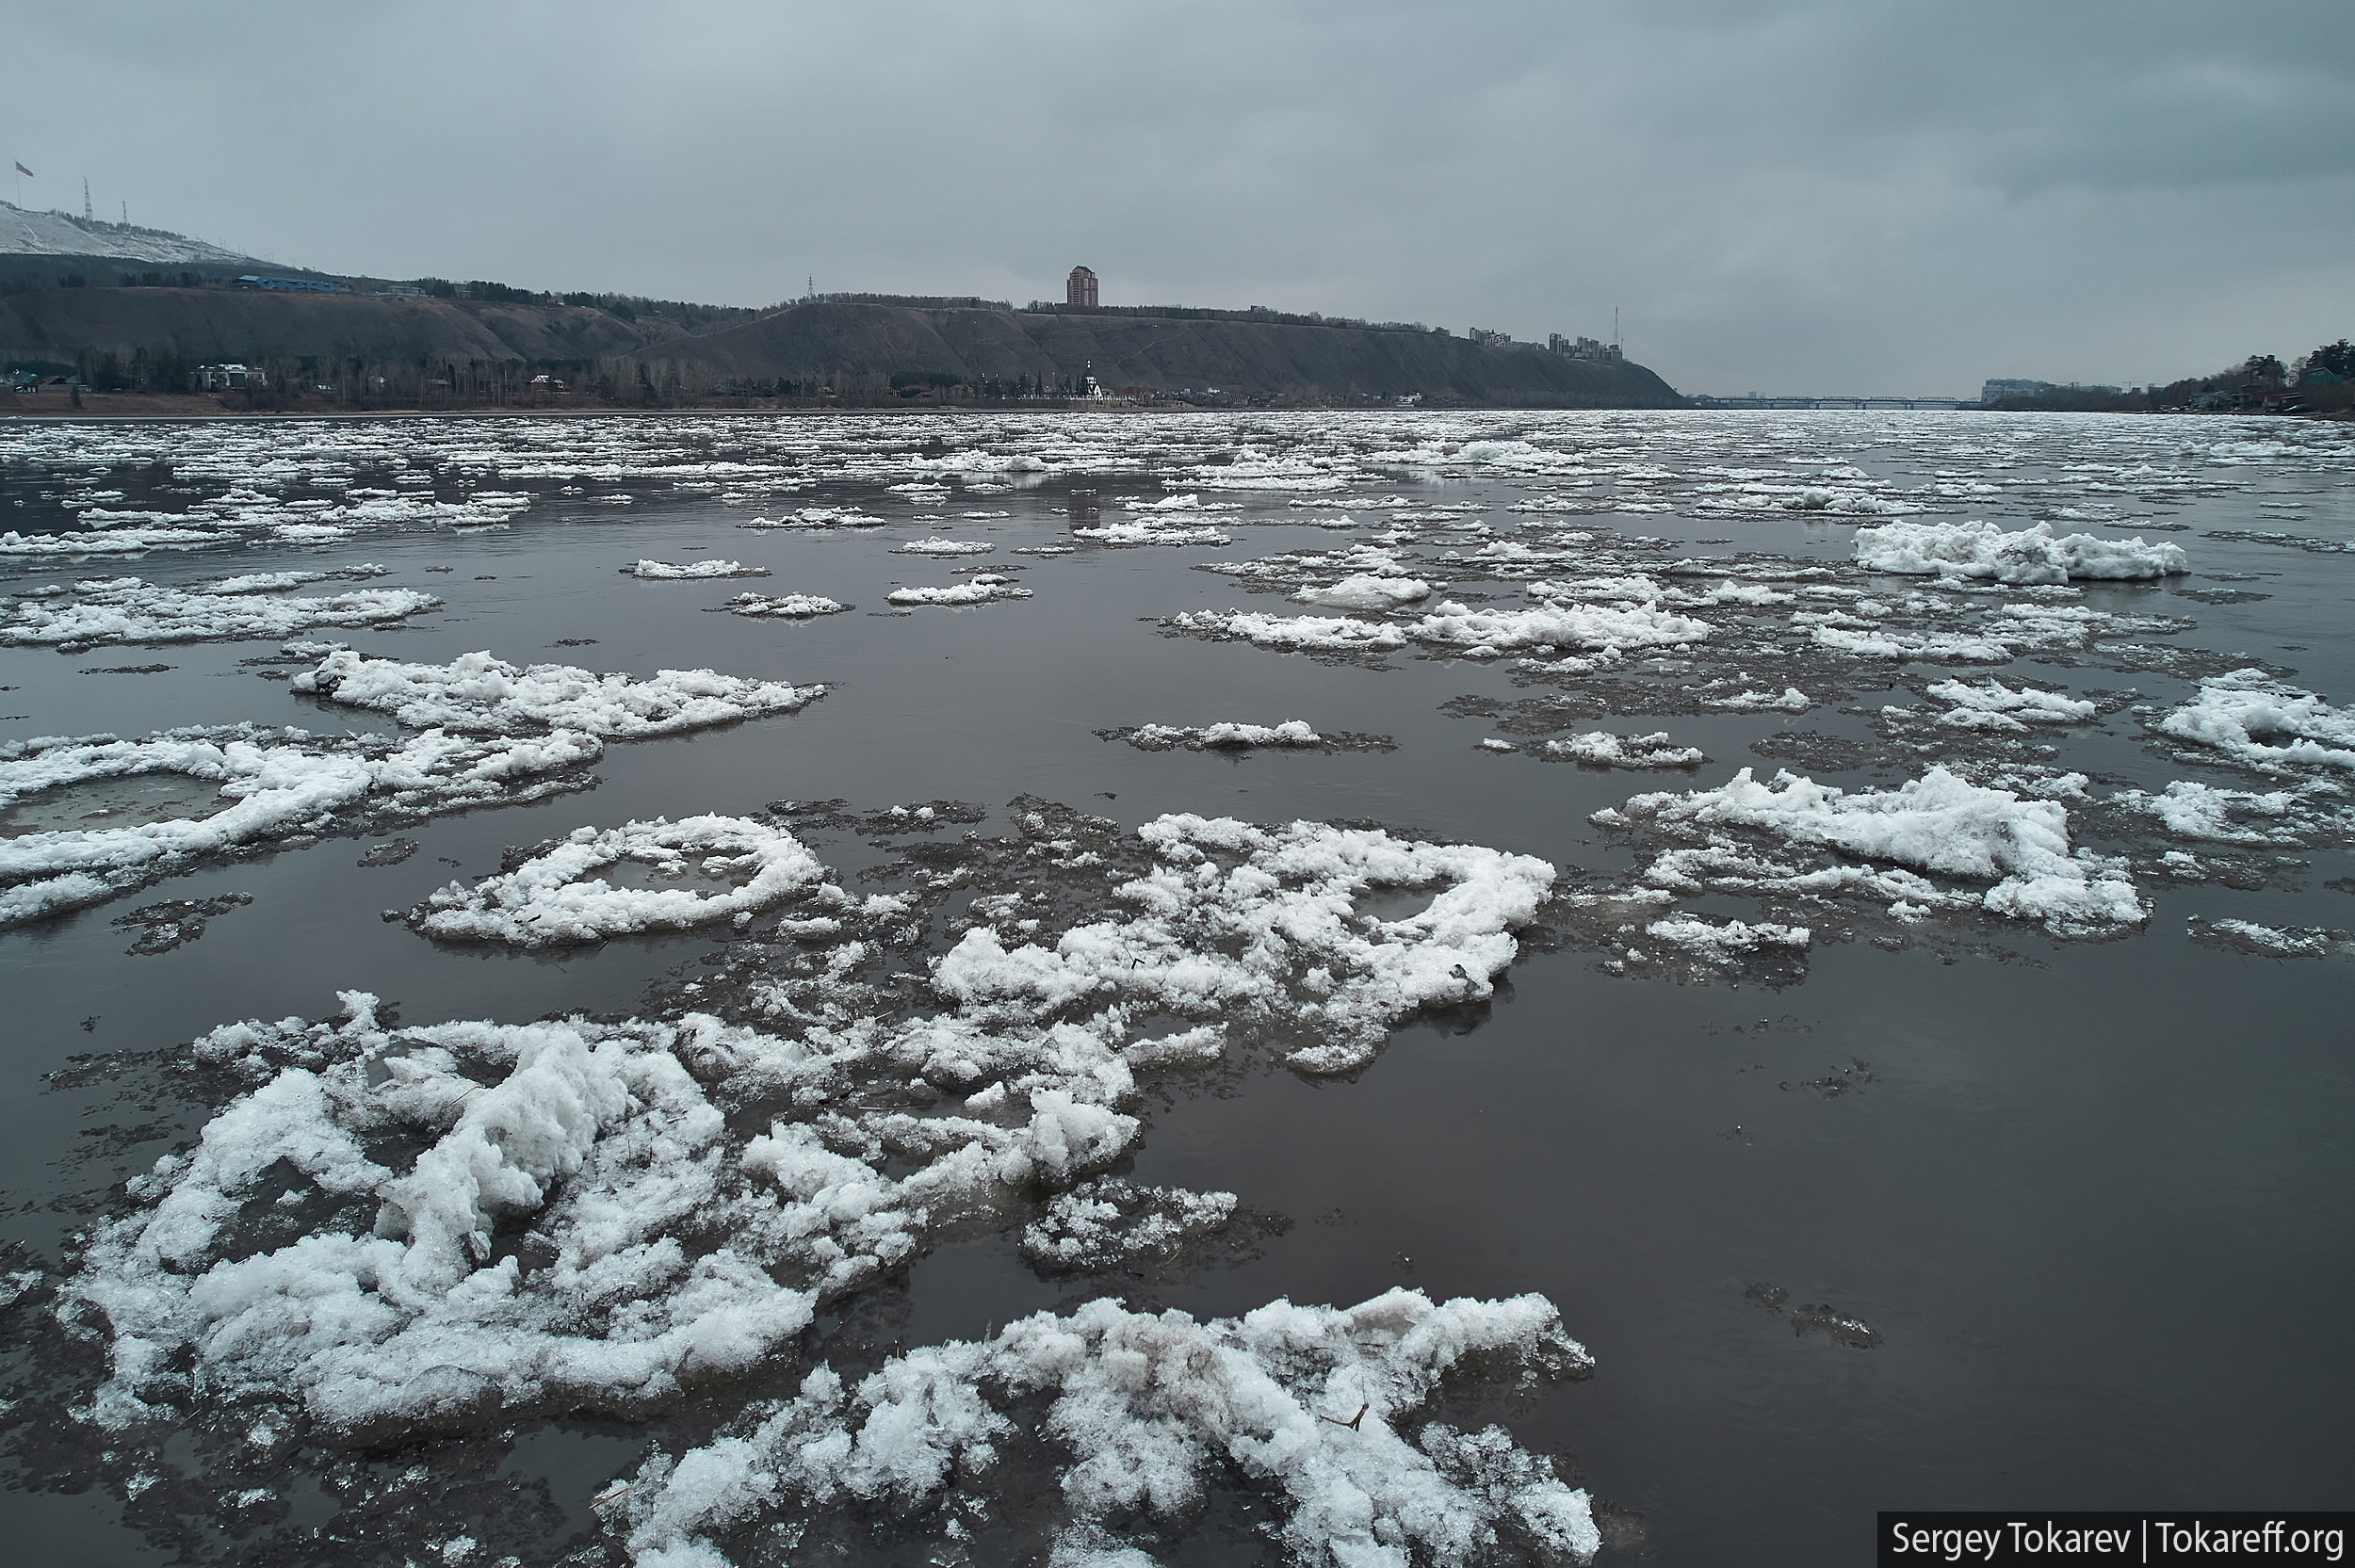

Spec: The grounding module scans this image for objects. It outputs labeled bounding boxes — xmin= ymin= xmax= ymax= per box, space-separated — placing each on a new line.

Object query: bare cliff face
xmin=0 ymin=286 xmax=1679 ymax=407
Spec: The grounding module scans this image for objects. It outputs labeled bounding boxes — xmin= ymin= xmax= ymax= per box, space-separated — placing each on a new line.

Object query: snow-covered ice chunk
xmin=1404 ymin=597 xmax=1712 ymax=658
xmin=1642 ymin=914 xmax=1811 ymax=958
xmin=1543 ymin=732 xmax=1709 ymax=768
xmin=1702 ymin=687 xmax=1811 ymax=713
xmin=1916 ymin=678 xmax=2097 ymax=731
xmin=1164 ymin=608 xmax=1408 ymax=655
xmin=1 ymin=577 xmax=440 ymax=650
xmin=0 ymin=526 xmax=235 ymax=556
xmin=1073 ymin=520 xmax=1234 ymax=546
xmin=886 ymin=574 xmax=1032 ymax=606
xmin=66 ymin=999 xmax=820 ymax=1435
xmin=414 ymin=816 xmax=831 ymax=946
xmin=893 ymin=537 xmax=995 ymax=556
xmin=1289 ymin=573 xmax=1433 ymax=610
xmin=1609 ymin=766 xmax=2145 ymax=934
xmin=611 ymin=1288 xmax=1599 ymax=1568
xmin=294 ymin=648 xmax=824 ymax=736
xmin=737 ymin=506 xmax=884 ymax=529
xmin=1020 ymin=1177 xmax=1237 ymax=1269
xmin=0 ymin=726 xmax=601 ymax=929
xmin=621 ymin=559 xmax=769 ymax=580
xmin=1853 ymin=520 xmax=2186 ymax=584
xmin=718 ymin=592 xmax=851 ymax=620
xmin=1118 ymin=720 xmax=1323 ymax=752
xmin=2155 ymin=670 xmax=2355 ymax=773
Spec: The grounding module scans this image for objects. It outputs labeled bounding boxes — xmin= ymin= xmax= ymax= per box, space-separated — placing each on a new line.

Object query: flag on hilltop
xmin=12 ymin=163 xmax=30 ymax=178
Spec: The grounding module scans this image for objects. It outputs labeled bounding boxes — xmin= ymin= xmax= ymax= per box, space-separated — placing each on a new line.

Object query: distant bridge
xmin=1685 ymin=394 xmax=1976 ymax=411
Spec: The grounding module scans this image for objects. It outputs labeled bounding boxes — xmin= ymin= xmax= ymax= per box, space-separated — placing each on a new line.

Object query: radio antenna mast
xmin=83 ymin=178 xmax=93 ymax=221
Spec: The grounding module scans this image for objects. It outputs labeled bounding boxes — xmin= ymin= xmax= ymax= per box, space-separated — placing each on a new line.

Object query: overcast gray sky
xmin=9 ymin=1 xmax=2351 ymax=395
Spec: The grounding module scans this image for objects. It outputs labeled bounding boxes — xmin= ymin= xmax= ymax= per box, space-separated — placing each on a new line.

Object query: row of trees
xmin=1986 ymin=341 xmax=2353 ymax=415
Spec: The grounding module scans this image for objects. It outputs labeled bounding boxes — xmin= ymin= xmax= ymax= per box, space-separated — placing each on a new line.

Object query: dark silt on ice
xmin=0 ymin=409 xmax=2347 ymax=1565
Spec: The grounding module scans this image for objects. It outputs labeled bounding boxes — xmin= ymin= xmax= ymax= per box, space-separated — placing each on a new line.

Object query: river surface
xmin=0 ymin=410 xmax=2348 ymax=1567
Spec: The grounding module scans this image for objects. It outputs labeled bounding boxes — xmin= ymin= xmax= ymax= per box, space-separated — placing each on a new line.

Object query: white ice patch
xmin=886 ymin=574 xmax=1031 ymax=606
xmin=1701 ymin=687 xmax=1812 ymax=713
xmin=1 ymin=577 xmax=439 ymax=650
xmin=294 ymin=649 xmax=824 ymax=736
xmin=67 ymin=999 xmax=819 ymax=1435
xmin=718 ymin=593 xmax=851 ymax=620
xmin=2118 ymin=781 xmax=2318 ymax=844
xmin=1020 ymin=1178 xmax=1237 ymax=1269
xmin=1164 ymin=610 xmax=1407 ymax=655
xmin=1121 ymin=721 xmax=1323 ymax=752
xmin=1642 ymin=914 xmax=1811 ymax=957
xmin=1073 ymin=520 xmax=1234 ymax=546
xmin=204 ymin=566 xmax=392 ymax=595
xmin=0 ymin=726 xmax=602 ymax=929
xmin=2155 ymin=671 xmax=2355 ymax=774
xmin=622 ymin=559 xmax=769 ymax=580
xmin=1289 ymin=574 xmax=1433 ymax=610
xmin=893 ymin=538 xmax=995 ymax=557
xmin=1915 ymin=679 xmax=2098 ymax=731
xmin=1609 ymin=766 xmax=2145 ymax=934
xmin=935 ymin=813 xmax=1553 ymax=1075
xmin=1404 ymin=597 xmax=1712 ymax=659
xmin=0 ymin=526 xmax=235 ymax=556
xmin=414 ymin=816 xmax=831 ymax=946
xmin=738 ymin=507 xmax=885 ymax=529
xmin=1543 ymin=732 xmax=1708 ymax=768
xmin=612 ymin=1288 xmax=1599 ymax=1568
xmin=1854 ymin=520 xmax=2186 ymax=584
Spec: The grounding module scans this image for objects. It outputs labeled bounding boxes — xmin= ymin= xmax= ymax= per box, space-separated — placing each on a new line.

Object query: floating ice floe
xmin=1164 ymin=609 xmax=1409 ymax=655
xmin=0 ymin=525 xmax=236 ymax=556
xmin=738 ymin=507 xmax=885 ymax=529
xmin=414 ymin=816 xmax=831 ymax=946
xmin=886 ymin=574 xmax=1032 ymax=606
xmin=1073 ymin=520 xmax=1235 ymax=546
xmin=1599 ymin=765 xmax=2145 ymax=934
xmin=2154 ymin=670 xmax=2355 ymax=773
xmin=1907 ymin=679 xmax=2099 ymax=731
xmin=0 ymin=725 xmax=601 ymax=928
xmin=204 ymin=566 xmax=391 ymax=594
xmin=2186 ymin=917 xmax=2349 ymax=959
xmin=294 ymin=648 xmax=824 ymax=736
xmin=1853 ymin=520 xmax=2186 ymax=584
xmin=63 ymin=807 xmax=1562 ymax=1447
xmin=1701 ymin=687 xmax=1812 ymax=713
xmin=1543 ymin=732 xmax=1709 ymax=768
xmin=1290 ymin=573 xmax=1433 ymax=610
xmin=1020 ymin=1177 xmax=1238 ymax=1269
xmin=1643 ymin=914 xmax=1811 ymax=958
xmin=622 ymin=559 xmax=769 ymax=580
xmin=717 ymin=592 xmax=852 ymax=620
xmin=2117 ymin=781 xmax=2319 ymax=845
xmin=1402 ymin=596 xmax=1712 ymax=658
xmin=1 ymin=577 xmax=441 ymax=651
xmin=1116 ymin=720 xmax=1324 ymax=752
xmin=609 ymin=1288 xmax=1600 ymax=1568
xmin=892 ymin=537 xmax=995 ymax=556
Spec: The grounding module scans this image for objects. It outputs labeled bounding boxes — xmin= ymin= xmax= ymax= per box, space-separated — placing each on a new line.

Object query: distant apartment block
xmin=1548 ymin=332 xmax=1621 ymax=363
xmin=1468 ymin=326 xmax=1514 ymax=348
xmin=1066 ymin=266 xmax=1098 ymax=308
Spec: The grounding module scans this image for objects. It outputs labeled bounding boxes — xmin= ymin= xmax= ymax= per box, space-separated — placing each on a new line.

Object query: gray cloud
xmin=12 ymin=0 xmax=2351 ymax=394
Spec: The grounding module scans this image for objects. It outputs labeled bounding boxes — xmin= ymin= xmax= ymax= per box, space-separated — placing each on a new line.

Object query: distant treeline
xmin=1989 ymin=342 xmax=2355 ymax=416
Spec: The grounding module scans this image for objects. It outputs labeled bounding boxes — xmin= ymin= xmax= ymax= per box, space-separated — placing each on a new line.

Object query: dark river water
xmin=0 ymin=410 xmax=2348 ymax=1566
